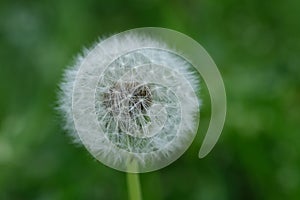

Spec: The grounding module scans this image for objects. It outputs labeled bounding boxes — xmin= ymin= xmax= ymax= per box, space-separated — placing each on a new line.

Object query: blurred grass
xmin=0 ymin=0 xmax=300 ymax=199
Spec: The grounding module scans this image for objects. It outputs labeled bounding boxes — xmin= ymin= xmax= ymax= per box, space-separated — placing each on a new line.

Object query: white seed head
xmin=58 ymin=31 xmax=202 ymax=173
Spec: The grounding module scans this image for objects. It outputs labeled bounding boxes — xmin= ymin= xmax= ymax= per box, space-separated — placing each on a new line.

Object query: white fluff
xmin=58 ymin=33 xmax=201 ymax=172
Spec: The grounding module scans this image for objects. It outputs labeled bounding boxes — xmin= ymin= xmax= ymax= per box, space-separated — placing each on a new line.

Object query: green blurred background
xmin=1 ymin=0 xmax=300 ymax=199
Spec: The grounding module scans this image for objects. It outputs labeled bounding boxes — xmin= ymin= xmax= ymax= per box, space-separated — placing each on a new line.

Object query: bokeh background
xmin=1 ymin=0 xmax=300 ymax=199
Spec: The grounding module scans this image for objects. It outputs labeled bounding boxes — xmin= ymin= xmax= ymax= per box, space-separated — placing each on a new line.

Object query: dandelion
xmin=58 ymin=28 xmax=226 ymax=200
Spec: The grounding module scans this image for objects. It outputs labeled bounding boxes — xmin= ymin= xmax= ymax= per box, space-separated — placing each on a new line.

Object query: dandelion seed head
xmin=58 ymin=32 xmax=201 ymax=172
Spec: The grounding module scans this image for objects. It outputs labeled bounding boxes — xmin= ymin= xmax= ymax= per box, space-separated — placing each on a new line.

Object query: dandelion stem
xmin=127 ymin=172 xmax=142 ymax=200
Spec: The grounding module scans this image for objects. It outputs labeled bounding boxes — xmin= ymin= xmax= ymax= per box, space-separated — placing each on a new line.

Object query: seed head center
xmin=103 ymin=82 xmax=153 ymax=137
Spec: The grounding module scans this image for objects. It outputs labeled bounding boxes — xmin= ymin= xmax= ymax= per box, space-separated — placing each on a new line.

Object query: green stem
xmin=127 ymin=172 xmax=142 ymax=200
